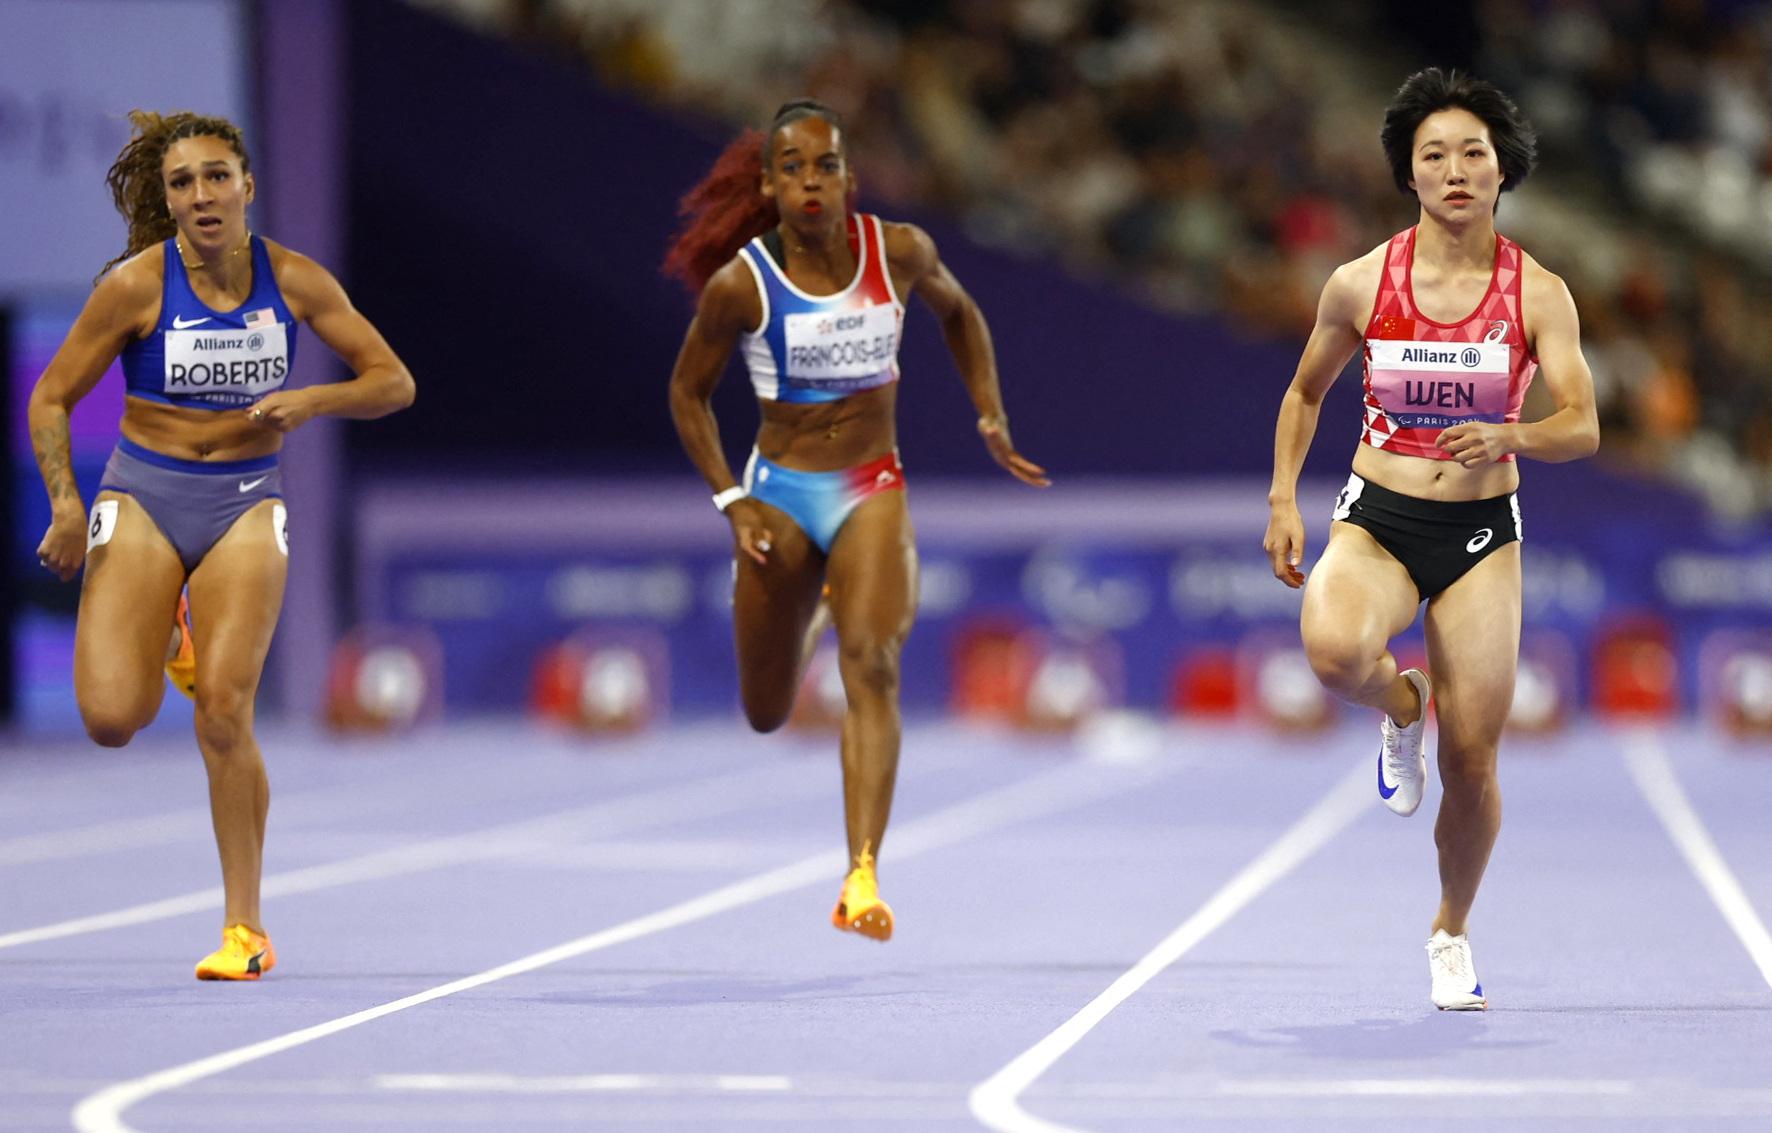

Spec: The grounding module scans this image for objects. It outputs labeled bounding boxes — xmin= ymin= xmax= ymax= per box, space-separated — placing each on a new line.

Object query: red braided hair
xmin=661 ymin=128 xmax=777 ymax=296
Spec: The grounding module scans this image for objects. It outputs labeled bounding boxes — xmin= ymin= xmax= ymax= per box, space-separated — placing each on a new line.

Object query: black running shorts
xmin=1330 ymin=472 xmax=1521 ymax=600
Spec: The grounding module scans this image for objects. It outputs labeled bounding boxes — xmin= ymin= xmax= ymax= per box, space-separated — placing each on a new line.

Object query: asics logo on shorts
xmin=1466 ymin=528 xmax=1494 ymax=553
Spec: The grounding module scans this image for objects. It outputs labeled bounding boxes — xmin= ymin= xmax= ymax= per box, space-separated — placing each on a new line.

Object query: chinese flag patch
xmin=1377 ymin=315 xmax=1416 ymax=340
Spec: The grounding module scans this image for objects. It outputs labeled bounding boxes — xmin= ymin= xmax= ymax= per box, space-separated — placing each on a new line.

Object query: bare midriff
xmin=120 ymin=397 xmax=283 ymax=463
xmin=755 ymin=382 xmax=897 ymax=472
xmin=1351 ymin=443 xmax=1519 ymax=502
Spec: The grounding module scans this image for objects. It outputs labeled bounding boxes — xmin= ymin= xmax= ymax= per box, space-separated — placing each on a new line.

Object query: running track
xmin=2 ymin=714 xmax=1768 ymax=1131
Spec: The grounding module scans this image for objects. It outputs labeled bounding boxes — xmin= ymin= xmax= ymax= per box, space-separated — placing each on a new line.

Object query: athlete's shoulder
xmin=261 ymin=237 xmax=325 ymax=289
xmin=699 ymin=255 xmax=763 ymax=332
xmin=1320 ymin=239 xmax=1390 ymax=315
xmin=1513 ymin=245 xmax=1566 ymax=291
xmin=94 ymin=242 xmax=164 ymax=313
xmin=1515 ymin=246 xmax=1578 ymax=335
xmin=879 ymin=219 xmax=936 ymax=274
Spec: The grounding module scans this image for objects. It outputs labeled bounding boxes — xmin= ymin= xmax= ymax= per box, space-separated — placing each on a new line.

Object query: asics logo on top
xmin=875 ymin=469 xmax=896 ymax=488
xmin=1484 ymin=319 xmax=1509 ymax=343
xmin=238 ymin=474 xmax=270 ymax=493
xmin=1466 ymin=528 xmax=1494 ymax=553
xmin=171 ymin=315 xmax=212 ymax=329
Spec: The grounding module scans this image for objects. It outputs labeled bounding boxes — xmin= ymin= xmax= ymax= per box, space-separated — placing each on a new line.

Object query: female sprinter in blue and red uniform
xmin=1264 ymin=70 xmax=1598 ymax=1009
xmin=666 ymin=99 xmax=1048 ymax=941
xmin=29 ymin=111 xmax=414 ymax=980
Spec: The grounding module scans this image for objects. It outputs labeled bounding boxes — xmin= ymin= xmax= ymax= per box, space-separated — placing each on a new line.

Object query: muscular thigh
xmin=826 ymin=491 xmax=917 ymax=644
xmin=1424 ymin=542 xmax=1521 ymax=751
xmin=732 ymin=499 xmax=825 ymax=678
xmin=1301 ymin=522 xmax=1420 ymax=652
xmin=187 ymin=499 xmax=290 ymax=701
xmin=76 ymin=491 xmax=186 ymax=704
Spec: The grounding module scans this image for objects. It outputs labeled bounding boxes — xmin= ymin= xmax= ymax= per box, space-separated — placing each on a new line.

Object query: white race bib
xmin=87 ymin=499 xmax=119 ymax=551
xmin=781 ymin=304 xmax=899 ymax=382
xmin=163 ymin=323 xmax=290 ymax=404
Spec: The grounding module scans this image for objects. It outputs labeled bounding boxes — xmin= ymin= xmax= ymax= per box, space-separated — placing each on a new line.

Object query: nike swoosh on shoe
xmin=1378 ymin=754 xmax=1400 ymax=799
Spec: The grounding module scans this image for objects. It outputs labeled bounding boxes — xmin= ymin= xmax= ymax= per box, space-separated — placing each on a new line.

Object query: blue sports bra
xmin=121 ymin=235 xmax=298 ymax=410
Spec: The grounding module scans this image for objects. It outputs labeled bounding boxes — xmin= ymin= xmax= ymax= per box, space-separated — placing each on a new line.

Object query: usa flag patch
xmin=243 ymin=307 xmax=277 ymax=329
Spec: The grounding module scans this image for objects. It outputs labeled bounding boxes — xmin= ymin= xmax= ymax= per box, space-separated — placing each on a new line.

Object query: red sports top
xmin=1360 ymin=226 xmax=1538 ymax=462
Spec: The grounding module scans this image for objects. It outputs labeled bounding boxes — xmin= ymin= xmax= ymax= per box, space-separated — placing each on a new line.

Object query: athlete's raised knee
xmin=83 ymin=711 xmax=143 ymax=749
xmin=1304 ymin=637 xmax=1379 ymax=698
xmin=742 ymin=699 xmax=791 ymax=734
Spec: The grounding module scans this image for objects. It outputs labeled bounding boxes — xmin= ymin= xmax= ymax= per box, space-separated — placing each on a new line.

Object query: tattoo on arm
xmin=31 ymin=417 xmax=78 ymax=502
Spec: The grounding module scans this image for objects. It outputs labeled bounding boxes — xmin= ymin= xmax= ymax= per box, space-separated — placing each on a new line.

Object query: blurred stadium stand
xmin=6 ymin=0 xmax=1771 ymax=734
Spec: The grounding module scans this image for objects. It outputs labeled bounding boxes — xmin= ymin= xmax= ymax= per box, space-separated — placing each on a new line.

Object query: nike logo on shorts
xmin=1466 ymin=528 xmax=1494 ymax=553
xmin=172 ymin=315 xmax=212 ymax=329
xmin=238 ymin=475 xmax=270 ymax=493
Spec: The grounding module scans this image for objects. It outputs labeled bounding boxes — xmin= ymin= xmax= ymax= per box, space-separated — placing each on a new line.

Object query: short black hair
xmin=1380 ymin=68 xmax=1537 ymax=198
xmin=765 ymin=98 xmax=845 ymax=168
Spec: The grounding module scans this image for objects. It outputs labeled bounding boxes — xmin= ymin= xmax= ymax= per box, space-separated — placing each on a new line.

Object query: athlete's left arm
xmin=887 ymin=222 xmax=1049 ymax=487
xmin=248 ymin=247 xmax=416 ymax=432
xmin=1437 ymin=260 xmax=1599 ymax=466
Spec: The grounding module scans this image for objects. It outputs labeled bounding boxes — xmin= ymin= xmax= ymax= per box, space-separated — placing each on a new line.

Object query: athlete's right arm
xmin=1263 ymin=262 xmax=1366 ymax=588
xmin=665 ymin=260 xmax=773 ymax=564
xmin=28 ymin=260 xmax=157 ymax=581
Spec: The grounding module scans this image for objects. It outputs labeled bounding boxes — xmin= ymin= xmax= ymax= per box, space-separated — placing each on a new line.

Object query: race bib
xmin=1366 ymin=340 xmax=1511 ymax=430
xmin=87 ymin=499 xmax=119 ymax=551
xmin=272 ymin=503 xmax=289 ymax=557
xmin=163 ymin=323 xmax=291 ymax=405
xmin=781 ymin=303 xmax=899 ymax=383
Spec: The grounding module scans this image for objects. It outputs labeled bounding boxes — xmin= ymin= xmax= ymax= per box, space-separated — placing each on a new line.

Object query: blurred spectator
xmin=410 ymin=0 xmax=1772 ymax=516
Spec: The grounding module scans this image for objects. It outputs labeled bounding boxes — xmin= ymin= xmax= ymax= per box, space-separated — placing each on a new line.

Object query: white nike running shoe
xmin=1377 ymin=668 xmax=1431 ymax=816
xmin=1427 ymin=929 xmax=1487 ymax=1010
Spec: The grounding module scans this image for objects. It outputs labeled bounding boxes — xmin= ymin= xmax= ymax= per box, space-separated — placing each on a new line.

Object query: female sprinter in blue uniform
xmin=1264 ymin=70 xmax=1597 ymax=1009
xmin=666 ymin=100 xmax=1048 ymax=940
xmin=29 ymin=111 xmax=415 ymax=979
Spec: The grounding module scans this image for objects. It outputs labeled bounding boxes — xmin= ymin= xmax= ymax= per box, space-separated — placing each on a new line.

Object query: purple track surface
xmin=2 ymin=718 xmax=1768 ymax=1131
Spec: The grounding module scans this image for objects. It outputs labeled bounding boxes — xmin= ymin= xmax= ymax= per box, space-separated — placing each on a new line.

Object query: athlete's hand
xmin=247 ymin=389 xmax=316 ymax=433
xmin=1436 ymin=422 xmax=1511 ymax=467
xmin=978 ymin=414 xmax=1050 ymax=487
xmin=37 ymin=509 xmax=88 ymax=582
xmin=1263 ymin=504 xmax=1307 ymax=588
xmin=725 ymin=499 xmax=773 ymax=565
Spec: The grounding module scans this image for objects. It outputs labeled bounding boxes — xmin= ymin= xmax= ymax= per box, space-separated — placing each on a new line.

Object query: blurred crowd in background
xmin=416 ymin=0 xmax=1772 ymax=517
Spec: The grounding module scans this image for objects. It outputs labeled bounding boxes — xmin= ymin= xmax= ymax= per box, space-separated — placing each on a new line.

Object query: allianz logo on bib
xmin=1400 ymin=347 xmax=1475 ymax=366
xmin=1372 ymin=339 xmax=1508 ymax=374
xmin=164 ymin=322 xmax=289 ymax=394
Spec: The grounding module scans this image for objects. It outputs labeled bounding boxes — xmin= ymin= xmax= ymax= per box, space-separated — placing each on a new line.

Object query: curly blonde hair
xmin=99 ymin=109 xmax=251 ymax=280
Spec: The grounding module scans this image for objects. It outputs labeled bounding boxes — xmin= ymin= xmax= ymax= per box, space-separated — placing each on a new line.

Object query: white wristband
xmin=712 ymin=486 xmax=746 ymax=513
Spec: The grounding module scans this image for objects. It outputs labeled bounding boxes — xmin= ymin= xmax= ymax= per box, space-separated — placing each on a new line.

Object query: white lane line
xmin=0 ymin=762 xmax=822 ymax=951
xmin=969 ymin=758 xmax=1372 ymax=1133
xmin=1218 ymin=1078 xmax=1635 ymax=1097
xmin=71 ymin=756 xmax=1177 ymax=1133
xmin=375 ymin=1073 xmax=792 ymax=1093
xmin=1623 ymin=730 xmax=1772 ymax=991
